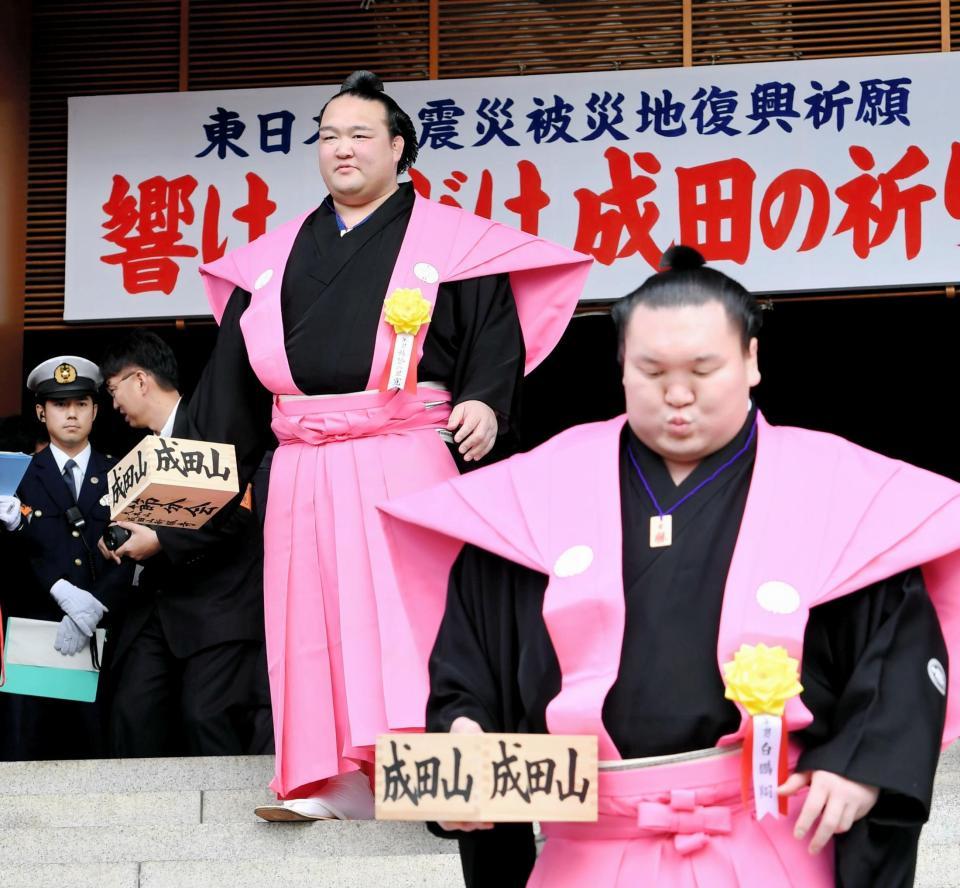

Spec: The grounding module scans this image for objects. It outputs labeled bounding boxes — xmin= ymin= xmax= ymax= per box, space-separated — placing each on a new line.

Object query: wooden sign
xmin=375 ymin=733 xmax=597 ymax=823
xmin=108 ymin=435 xmax=239 ymax=529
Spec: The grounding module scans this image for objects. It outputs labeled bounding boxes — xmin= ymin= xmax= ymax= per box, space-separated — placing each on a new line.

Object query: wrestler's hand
xmin=779 ymin=769 xmax=879 ymax=854
xmin=448 ymin=400 xmax=498 ymax=462
xmin=437 ymin=716 xmax=494 ymax=833
xmin=111 ymin=522 xmax=161 ymax=563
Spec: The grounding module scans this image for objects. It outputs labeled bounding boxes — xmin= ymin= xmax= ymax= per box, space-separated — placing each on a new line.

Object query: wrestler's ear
xmin=746 ymin=337 xmax=761 ymax=388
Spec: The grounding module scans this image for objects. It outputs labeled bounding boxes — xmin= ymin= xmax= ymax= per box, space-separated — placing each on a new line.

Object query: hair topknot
xmin=659 ymin=245 xmax=706 ymax=272
xmin=320 ymin=69 xmax=419 ymax=173
xmin=611 ymin=243 xmax=762 ymax=359
xmin=340 ymin=70 xmax=383 ymax=94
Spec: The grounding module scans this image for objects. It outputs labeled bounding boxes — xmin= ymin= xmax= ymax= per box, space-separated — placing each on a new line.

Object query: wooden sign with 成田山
xmin=375 ymin=733 xmax=598 ymax=822
xmin=108 ymin=436 xmax=239 ymax=529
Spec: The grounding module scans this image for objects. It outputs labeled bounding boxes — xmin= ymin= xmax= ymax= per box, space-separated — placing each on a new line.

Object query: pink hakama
xmin=533 ymin=749 xmax=832 ymax=888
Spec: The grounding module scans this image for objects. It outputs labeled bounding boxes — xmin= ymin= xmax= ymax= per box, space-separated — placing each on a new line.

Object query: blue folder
xmin=0 ymin=451 xmax=31 ymax=497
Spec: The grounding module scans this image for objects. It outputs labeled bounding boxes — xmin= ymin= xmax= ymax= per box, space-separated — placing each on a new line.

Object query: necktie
xmin=63 ymin=459 xmax=78 ymax=502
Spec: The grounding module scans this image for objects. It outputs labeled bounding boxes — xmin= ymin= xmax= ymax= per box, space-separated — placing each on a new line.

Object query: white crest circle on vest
xmin=254 ymin=269 xmax=274 ymax=290
xmin=755 ymin=581 xmax=800 ymax=615
xmin=553 ymin=545 xmax=594 ymax=578
xmin=928 ymin=658 xmax=947 ymax=696
xmin=414 ymin=262 xmax=439 ymax=284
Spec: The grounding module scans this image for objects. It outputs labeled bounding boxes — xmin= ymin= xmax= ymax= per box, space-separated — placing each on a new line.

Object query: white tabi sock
xmin=283 ymin=770 xmax=375 ymax=820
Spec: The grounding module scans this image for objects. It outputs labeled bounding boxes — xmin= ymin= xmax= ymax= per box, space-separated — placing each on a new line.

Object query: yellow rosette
xmin=384 ymin=287 xmax=432 ymax=336
xmin=722 ymin=643 xmax=803 ymax=819
xmin=381 ymin=288 xmax=432 ymax=392
xmin=723 ymin=643 xmax=803 ymax=717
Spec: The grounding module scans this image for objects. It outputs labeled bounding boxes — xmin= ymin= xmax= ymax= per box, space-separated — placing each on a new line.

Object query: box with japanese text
xmin=108 ymin=435 xmax=238 ymax=529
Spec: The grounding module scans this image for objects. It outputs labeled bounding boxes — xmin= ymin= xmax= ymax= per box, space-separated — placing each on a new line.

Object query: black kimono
xmin=428 ymin=410 xmax=948 ymax=888
xmin=188 ymin=182 xmax=524 ymax=482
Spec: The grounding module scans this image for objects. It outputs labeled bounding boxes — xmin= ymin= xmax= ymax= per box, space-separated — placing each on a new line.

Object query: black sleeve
xmin=153 ymin=492 xmax=260 ymax=568
xmin=89 ymin=555 xmax=135 ymax=614
xmin=154 ymin=286 xmax=274 ymax=566
xmin=426 ymin=543 xmax=539 ymax=887
xmin=427 ymin=543 xmax=532 ymax=735
xmin=156 ymin=378 xmax=269 ymax=565
xmin=446 ymin=273 xmax=525 ymax=434
xmin=186 ymin=285 xmax=276 ymax=486
xmin=23 ymin=533 xmax=61 ymax=595
xmin=797 ymin=567 xmax=947 ymax=888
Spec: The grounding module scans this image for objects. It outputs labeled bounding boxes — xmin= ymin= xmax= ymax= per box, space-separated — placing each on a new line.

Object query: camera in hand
xmin=102 ymin=523 xmax=132 ymax=551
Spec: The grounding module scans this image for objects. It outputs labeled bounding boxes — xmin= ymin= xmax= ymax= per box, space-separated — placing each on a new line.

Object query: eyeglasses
xmin=106 ymin=370 xmax=137 ymax=398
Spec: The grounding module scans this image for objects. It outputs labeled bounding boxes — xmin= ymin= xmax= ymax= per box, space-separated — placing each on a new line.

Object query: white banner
xmin=66 ymin=52 xmax=960 ymax=321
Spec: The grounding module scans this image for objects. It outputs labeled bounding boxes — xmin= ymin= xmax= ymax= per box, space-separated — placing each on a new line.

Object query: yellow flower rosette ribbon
xmin=722 ymin=643 xmax=803 ymax=818
xmin=381 ymin=287 xmax=433 ymax=391
xmin=723 ymin=643 xmax=803 ymax=717
xmin=384 ymin=287 xmax=432 ymax=336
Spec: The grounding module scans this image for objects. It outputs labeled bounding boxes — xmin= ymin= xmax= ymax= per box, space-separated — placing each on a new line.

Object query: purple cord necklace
xmin=627 ymin=417 xmax=757 ymax=548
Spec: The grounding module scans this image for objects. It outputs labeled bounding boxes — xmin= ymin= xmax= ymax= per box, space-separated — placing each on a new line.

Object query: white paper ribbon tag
xmin=387 ymin=333 xmax=415 ymax=390
xmin=752 ymin=714 xmax=781 ymax=820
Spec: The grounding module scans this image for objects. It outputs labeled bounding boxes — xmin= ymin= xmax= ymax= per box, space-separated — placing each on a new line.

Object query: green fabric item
xmin=0 ymin=662 xmax=99 ymax=702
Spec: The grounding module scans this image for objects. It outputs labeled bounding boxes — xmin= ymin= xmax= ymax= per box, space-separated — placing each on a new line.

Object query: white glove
xmin=0 ymin=495 xmax=21 ymax=531
xmin=55 ymin=615 xmax=90 ymax=656
xmin=50 ymin=579 xmax=108 ymax=636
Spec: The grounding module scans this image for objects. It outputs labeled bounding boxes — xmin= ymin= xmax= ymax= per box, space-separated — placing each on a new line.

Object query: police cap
xmin=26 ymin=356 xmax=103 ymax=400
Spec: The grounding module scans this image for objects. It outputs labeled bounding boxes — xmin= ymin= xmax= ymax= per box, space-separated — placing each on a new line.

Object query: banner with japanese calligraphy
xmin=66 ymin=51 xmax=960 ymax=321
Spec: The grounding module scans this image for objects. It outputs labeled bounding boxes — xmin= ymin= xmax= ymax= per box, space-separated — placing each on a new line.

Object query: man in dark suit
xmin=98 ymin=331 xmax=268 ymax=756
xmin=1 ymin=356 xmax=132 ymax=759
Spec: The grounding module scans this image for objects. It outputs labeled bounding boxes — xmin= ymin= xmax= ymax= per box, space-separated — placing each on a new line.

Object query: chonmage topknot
xmin=659 ymin=244 xmax=706 ymax=272
xmin=340 ymin=70 xmax=384 ymax=93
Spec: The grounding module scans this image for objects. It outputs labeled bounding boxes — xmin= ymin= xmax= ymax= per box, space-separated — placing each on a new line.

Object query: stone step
xmin=0 ymin=821 xmax=456 ymax=866
xmin=0 ymin=790 xmax=192 ymax=828
xmin=923 ymin=790 xmax=960 ymax=845
xmin=140 ymin=856 xmax=462 ymax=888
xmin=917 ymin=843 xmax=960 ymax=888
xmin=933 ymin=743 xmax=960 ymax=777
xmin=0 ymin=787 xmax=281 ymax=828
xmin=201 ymin=787 xmax=280 ymax=823
xmin=1 ymin=850 xmax=956 ymax=888
xmin=0 ymin=857 xmax=463 ymax=888
xmin=1 ymin=744 xmax=955 ymax=791
xmin=0 ymin=755 xmax=274 ymax=796
xmin=1 ymin=791 xmax=956 ymax=860
xmin=2 ymin=864 xmax=140 ymax=888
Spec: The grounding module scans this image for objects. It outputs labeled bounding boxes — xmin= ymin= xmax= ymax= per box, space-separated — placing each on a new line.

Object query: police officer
xmin=2 ymin=355 xmax=132 ymax=760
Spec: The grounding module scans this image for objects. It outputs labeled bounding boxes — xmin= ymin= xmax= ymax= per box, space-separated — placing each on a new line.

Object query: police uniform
xmin=4 ymin=356 xmax=132 ymax=760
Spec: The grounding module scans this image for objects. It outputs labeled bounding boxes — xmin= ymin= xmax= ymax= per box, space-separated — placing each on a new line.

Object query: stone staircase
xmin=1 ymin=747 xmax=958 ymax=887
xmin=0 ymin=755 xmax=460 ymax=887
xmin=918 ymin=744 xmax=960 ymax=888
